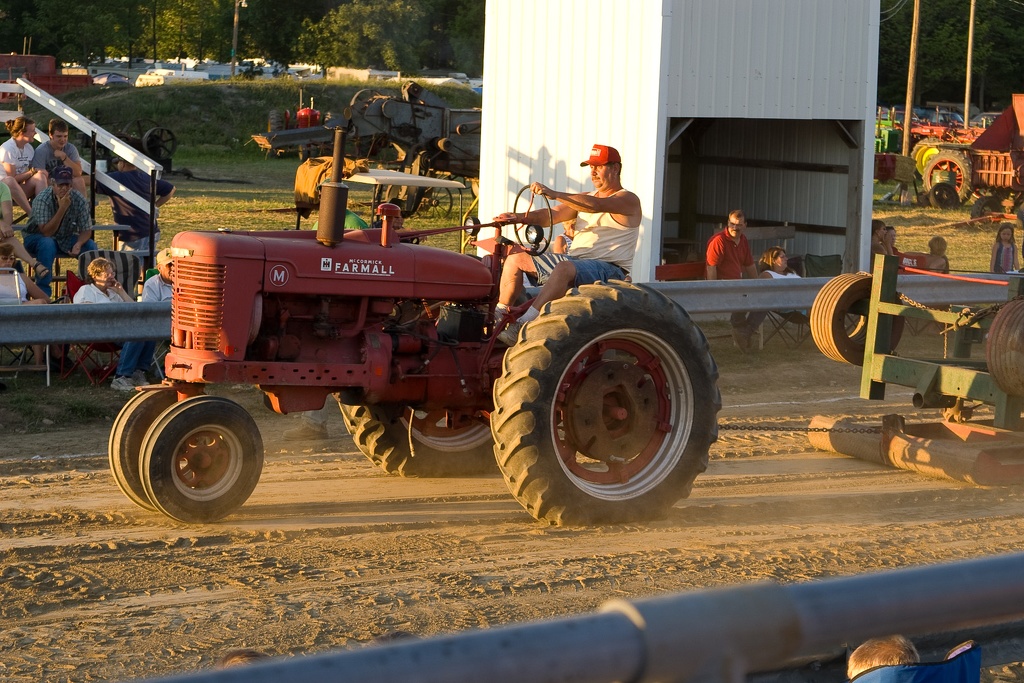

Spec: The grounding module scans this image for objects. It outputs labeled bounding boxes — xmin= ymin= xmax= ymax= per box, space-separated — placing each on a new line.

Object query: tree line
xmin=0 ymin=0 xmax=1019 ymax=108
xmin=0 ymin=0 xmax=485 ymax=76
xmin=878 ymin=0 xmax=1024 ymax=111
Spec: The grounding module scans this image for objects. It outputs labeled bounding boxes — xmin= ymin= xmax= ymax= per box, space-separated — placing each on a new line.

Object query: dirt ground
xmin=3 ymin=327 xmax=1024 ymax=682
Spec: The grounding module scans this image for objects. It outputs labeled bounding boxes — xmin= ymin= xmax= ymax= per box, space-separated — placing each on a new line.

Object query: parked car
xmin=970 ymin=111 xmax=1002 ymax=129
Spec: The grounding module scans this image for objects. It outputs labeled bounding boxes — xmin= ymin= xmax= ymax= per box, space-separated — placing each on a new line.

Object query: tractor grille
xmin=172 ymin=261 xmax=226 ymax=351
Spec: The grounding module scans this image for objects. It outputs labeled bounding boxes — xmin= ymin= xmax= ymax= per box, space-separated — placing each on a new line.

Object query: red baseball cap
xmin=580 ymin=144 xmax=621 ymax=167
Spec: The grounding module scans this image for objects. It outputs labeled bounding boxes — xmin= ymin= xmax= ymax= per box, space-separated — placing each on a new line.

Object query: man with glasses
xmin=490 ymin=144 xmax=643 ymax=346
xmin=706 ymin=209 xmax=758 ymax=351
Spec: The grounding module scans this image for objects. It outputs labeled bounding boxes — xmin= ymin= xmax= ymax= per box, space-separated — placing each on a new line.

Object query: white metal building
xmin=479 ymin=0 xmax=881 ymax=283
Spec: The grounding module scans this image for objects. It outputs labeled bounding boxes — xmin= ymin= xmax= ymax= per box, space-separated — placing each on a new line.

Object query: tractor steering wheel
xmin=511 ymin=185 xmax=553 ymax=255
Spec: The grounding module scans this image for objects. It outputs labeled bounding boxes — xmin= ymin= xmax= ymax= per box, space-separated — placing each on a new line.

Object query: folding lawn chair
xmin=61 ymin=271 xmax=122 ymax=385
xmin=78 ymin=249 xmax=143 ymax=296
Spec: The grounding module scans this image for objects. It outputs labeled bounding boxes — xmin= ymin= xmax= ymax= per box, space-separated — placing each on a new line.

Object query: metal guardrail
xmin=0 ymin=275 xmax=1009 ymax=347
xmin=0 ymin=302 xmax=170 ymax=344
xmin=131 ymin=553 xmax=1024 ymax=683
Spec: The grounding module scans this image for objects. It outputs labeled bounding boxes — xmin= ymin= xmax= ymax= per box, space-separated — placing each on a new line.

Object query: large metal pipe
xmin=316 ymin=126 xmax=351 ymax=247
xmin=0 ymin=301 xmax=170 ymax=344
xmin=130 ymin=553 xmax=1024 ymax=683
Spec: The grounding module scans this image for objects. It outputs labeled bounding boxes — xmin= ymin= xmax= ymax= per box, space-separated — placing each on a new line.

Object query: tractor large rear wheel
xmin=491 ymin=282 xmax=720 ymax=525
xmin=341 ymin=404 xmax=496 ymax=477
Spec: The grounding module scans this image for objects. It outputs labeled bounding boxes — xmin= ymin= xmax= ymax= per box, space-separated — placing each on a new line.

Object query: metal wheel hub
xmin=553 ymin=336 xmax=674 ymax=487
xmin=564 ymin=361 xmax=659 ymax=460
xmin=175 ymin=431 xmax=232 ymax=489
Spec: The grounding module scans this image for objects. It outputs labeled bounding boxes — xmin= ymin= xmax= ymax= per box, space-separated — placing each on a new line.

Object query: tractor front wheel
xmin=491 ymin=282 xmax=720 ymax=525
xmin=140 ymin=396 xmax=264 ymax=523
xmin=108 ymin=389 xmax=177 ymax=511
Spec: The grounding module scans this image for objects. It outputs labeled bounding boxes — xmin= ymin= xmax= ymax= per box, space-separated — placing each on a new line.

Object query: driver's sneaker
xmin=130 ymin=370 xmax=150 ymax=386
xmin=497 ymin=319 xmax=524 ymax=346
xmin=111 ymin=375 xmax=136 ymax=392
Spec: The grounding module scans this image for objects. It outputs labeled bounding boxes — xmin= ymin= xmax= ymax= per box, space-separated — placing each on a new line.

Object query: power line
xmin=880 ymin=0 xmax=912 ymax=22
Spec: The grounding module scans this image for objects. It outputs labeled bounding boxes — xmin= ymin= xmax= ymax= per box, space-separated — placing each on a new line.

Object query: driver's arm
xmin=496 ymin=203 xmax=576 ymax=227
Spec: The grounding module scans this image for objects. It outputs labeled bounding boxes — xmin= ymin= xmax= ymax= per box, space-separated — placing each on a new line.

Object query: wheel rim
xmin=168 ymin=427 xmax=245 ymax=501
xmin=550 ymin=330 xmax=693 ymax=498
xmin=402 ymin=409 xmax=492 ymax=450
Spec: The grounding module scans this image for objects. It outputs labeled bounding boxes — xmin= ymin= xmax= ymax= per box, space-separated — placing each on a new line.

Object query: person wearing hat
xmin=491 ymin=144 xmax=642 ymax=345
xmin=96 ymin=149 xmax=175 ymax=255
xmin=21 ymin=164 xmax=96 ymax=296
xmin=110 ymin=247 xmax=174 ymax=391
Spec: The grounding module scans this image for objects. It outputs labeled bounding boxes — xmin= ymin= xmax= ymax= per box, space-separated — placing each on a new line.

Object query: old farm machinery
xmin=808 ymin=255 xmax=1024 ymax=484
xmin=912 ymin=94 xmax=1024 ymax=212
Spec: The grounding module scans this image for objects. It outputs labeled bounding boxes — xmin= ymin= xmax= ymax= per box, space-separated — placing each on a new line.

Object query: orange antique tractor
xmin=108 ymin=139 xmax=721 ymax=526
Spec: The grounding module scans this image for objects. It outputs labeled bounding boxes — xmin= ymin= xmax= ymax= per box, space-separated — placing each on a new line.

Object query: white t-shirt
xmin=765 ymin=270 xmax=801 ymax=279
xmin=0 ymin=138 xmax=35 ymax=176
xmin=141 ymin=274 xmax=172 ymax=302
xmin=73 ymin=284 xmax=125 ymax=304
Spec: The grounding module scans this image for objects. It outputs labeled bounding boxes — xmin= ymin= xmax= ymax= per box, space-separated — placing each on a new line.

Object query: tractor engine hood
xmin=172 ymin=228 xmax=493 ymax=301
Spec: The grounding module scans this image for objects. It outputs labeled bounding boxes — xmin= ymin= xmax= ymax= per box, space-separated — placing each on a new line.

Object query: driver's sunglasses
xmin=728 ymin=222 xmax=745 ymax=227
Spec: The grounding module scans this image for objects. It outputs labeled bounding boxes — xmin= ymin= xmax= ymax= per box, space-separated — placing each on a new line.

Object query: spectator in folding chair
xmin=72 ymin=257 xmax=134 ymax=304
xmin=21 ymin=166 xmax=96 ymax=297
xmin=109 ymin=248 xmax=173 ymax=392
xmin=0 ymin=242 xmax=50 ymax=366
xmin=706 ymin=209 xmax=759 ymax=351
xmin=849 ymin=637 xmax=980 ymax=683
xmin=848 ymin=635 xmax=920 ymax=680
xmin=0 ymin=178 xmax=49 ymax=280
xmin=744 ymin=247 xmax=803 ymax=346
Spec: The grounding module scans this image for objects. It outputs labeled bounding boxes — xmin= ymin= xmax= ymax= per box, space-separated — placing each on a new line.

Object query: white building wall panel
xmin=481 ymin=0 xmax=879 ymax=281
xmin=667 ymin=0 xmax=876 ymax=120
xmin=480 ymin=0 xmax=667 ymax=278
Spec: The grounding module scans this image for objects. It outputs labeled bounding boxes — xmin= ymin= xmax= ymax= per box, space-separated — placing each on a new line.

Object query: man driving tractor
xmin=492 ymin=144 xmax=643 ymax=345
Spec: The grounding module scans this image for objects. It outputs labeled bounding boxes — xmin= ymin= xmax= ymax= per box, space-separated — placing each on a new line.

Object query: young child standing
xmin=990 ymin=223 xmax=1018 ymax=273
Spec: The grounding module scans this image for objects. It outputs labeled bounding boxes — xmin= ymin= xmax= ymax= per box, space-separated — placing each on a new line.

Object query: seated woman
xmin=745 ymin=246 xmax=802 ymax=343
xmin=0 ymin=242 xmax=51 ymax=365
xmin=758 ymin=246 xmax=801 ymax=279
xmin=72 ymin=257 xmax=135 ymax=304
xmin=0 ymin=179 xmax=48 ymax=279
xmin=0 ymin=116 xmax=47 ymax=216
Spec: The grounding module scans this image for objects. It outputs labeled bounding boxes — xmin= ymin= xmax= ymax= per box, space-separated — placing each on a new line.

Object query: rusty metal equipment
xmin=912 ymin=93 xmax=1024 ymax=211
xmin=808 ymin=254 xmax=1024 ymax=484
xmin=345 ymin=81 xmax=481 ymax=216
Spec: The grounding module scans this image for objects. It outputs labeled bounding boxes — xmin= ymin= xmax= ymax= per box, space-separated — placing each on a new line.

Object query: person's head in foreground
xmin=847 ymin=635 xmax=920 ymax=680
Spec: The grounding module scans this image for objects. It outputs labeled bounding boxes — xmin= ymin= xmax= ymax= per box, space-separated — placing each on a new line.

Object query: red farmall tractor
xmin=109 ymin=152 xmax=721 ymax=526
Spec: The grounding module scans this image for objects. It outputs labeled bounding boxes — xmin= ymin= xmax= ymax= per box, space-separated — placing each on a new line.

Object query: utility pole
xmin=899 ymin=0 xmax=922 ymax=204
xmin=231 ymin=0 xmax=246 ymax=78
xmin=964 ymin=0 xmax=976 ymax=121
xmin=901 ymin=0 xmax=921 ymax=159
